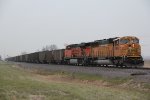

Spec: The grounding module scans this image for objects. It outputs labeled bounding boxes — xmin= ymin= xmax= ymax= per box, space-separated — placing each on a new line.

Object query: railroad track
xmin=11 ymin=61 xmax=150 ymax=71
xmin=13 ymin=62 xmax=150 ymax=74
xmin=8 ymin=61 xmax=150 ymax=79
xmin=14 ymin=62 xmax=149 ymax=83
xmin=95 ymin=65 xmax=150 ymax=70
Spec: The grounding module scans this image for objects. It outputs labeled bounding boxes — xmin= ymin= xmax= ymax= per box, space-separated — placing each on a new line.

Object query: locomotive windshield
xmin=120 ymin=39 xmax=129 ymax=44
xmin=120 ymin=37 xmax=139 ymax=44
xmin=131 ymin=38 xmax=139 ymax=43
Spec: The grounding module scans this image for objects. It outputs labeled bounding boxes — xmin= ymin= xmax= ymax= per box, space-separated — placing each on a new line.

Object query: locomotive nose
xmin=128 ymin=43 xmax=135 ymax=47
xmin=129 ymin=44 xmax=131 ymax=47
xmin=128 ymin=43 xmax=139 ymax=56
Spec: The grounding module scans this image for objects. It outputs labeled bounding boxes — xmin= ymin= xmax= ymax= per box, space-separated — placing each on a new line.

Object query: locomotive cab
xmin=120 ymin=36 xmax=141 ymax=57
xmin=113 ymin=36 xmax=144 ymax=67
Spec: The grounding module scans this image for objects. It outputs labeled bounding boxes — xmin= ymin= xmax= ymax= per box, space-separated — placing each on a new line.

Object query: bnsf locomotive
xmin=6 ymin=36 xmax=144 ymax=68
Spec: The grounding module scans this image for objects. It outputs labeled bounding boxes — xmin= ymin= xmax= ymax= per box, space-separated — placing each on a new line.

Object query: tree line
xmin=21 ymin=44 xmax=58 ymax=55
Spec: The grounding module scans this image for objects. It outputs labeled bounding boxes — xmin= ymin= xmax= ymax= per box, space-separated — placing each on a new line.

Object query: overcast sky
xmin=0 ymin=0 xmax=150 ymax=59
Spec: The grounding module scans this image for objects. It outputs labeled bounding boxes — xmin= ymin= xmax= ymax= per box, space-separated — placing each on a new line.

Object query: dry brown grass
xmin=1 ymin=62 xmax=150 ymax=100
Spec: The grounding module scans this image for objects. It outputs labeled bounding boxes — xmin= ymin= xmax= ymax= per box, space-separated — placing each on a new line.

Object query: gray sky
xmin=0 ymin=0 xmax=150 ymax=59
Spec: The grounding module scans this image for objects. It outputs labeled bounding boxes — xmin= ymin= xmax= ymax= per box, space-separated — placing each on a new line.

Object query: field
xmin=0 ymin=62 xmax=150 ymax=100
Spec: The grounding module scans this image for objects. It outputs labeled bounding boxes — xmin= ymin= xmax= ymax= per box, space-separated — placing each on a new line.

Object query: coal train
xmin=6 ymin=36 xmax=144 ymax=68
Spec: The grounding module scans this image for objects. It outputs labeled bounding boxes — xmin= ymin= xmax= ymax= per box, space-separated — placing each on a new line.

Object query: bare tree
xmin=42 ymin=44 xmax=58 ymax=51
xmin=21 ymin=52 xmax=27 ymax=55
xmin=41 ymin=47 xmax=48 ymax=51
xmin=49 ymin=44 xmax=57 ymax=51
xmin=36 ymin=49 xmax=40 ymax=52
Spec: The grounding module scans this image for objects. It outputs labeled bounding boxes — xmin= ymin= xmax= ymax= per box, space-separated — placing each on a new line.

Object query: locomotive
xmin=6 ymin=36 xmax=144 ymax=68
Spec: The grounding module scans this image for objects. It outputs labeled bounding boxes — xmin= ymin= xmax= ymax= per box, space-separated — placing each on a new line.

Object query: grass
xmin=0 ymin=62 xmax=150 ymax=100
xmin=143 ymin=83 xmax=150 ymax=90
xmin=34 ymin=69 xmax=131 ymax=85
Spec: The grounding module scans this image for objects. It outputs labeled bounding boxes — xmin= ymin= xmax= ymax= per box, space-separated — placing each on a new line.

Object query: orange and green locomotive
xmin=64 ymin=36 xmax=144 ymax=67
